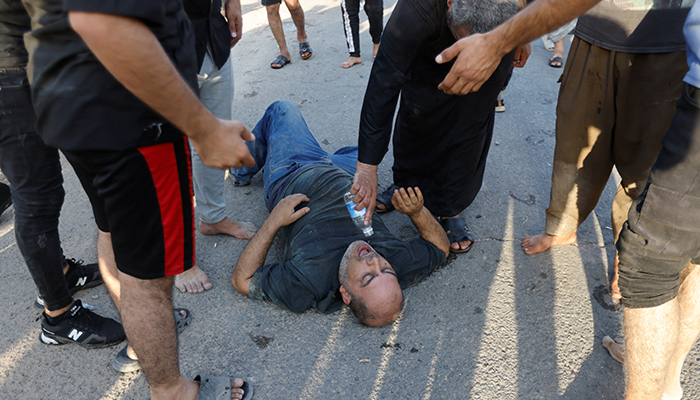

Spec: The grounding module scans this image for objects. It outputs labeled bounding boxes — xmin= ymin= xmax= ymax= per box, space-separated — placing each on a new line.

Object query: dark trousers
xmin=0 ymin=67 xmax=72 ymax=311
xmin=340 ymin=0 xmax=383 ymax=57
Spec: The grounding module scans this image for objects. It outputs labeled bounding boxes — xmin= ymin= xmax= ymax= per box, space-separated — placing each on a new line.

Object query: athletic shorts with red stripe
xmin=63 ymin=136 xmax=195 ymax=280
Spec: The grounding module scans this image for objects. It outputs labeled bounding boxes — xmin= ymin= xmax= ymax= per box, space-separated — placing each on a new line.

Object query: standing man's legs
xmin=266 ymin=0 xmax=311 ymax=68
xmin=340 ymin=0 xmax=362 ymax=68
xmin=618 ymin=82 xmax=700 ymax=399
xmin=182 ymin=51 xmax=257 ymax=294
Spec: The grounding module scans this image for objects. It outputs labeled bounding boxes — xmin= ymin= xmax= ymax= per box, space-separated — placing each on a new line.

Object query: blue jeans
xmin=232 ymin=101 xmax=358 ymax=211
xmin=0 ymin=68 xmax=72 ymax=311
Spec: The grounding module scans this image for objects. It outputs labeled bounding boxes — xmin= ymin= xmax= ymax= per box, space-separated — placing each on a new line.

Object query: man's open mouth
xmin=357 ymin=244 xmax=371 ymax=257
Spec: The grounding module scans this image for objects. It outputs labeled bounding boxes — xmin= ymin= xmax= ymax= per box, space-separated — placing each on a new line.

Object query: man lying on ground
xmin=231 ymin=101 xmax=450 ymax=326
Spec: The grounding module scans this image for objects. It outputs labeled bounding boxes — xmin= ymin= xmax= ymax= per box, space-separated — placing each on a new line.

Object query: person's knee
xmin=266 ymin=3 xmax=281 ymax=16
xmin=284 ymin=0 xmax=302 ymax=12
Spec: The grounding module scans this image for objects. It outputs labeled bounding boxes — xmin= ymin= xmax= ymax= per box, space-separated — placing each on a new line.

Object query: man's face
xmin=446 ymin=0 xmax=470 ymax=40
xmin=338 ymin=241 xmax=403 ymax=325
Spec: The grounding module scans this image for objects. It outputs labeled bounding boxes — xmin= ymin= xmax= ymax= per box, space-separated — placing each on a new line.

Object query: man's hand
xmin=512 ymin=43 xmax=531 ymax=68
xmin=225 ymin=0 xmax=243 ymax=48
xmin=351 ymin=161 xmax=378 ymax=225
xmin=392 ymin=187 xmax=424 ymax=218
xmin=189 ymin=119 xmax=255 ymax=169
xmin=436 ymin=33 xmax=505 ymax=95
xmin=268 ymin=193 xmax=310 ymax=229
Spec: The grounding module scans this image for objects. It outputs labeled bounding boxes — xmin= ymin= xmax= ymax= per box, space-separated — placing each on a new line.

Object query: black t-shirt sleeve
xmin=380 ymin=236 xmax=447 ymax=288
xmin=248 ymin=261 xmax=318 ymax=314
xmin=358 ymin=0 xmax=441 ymax=165
xmin=63 ymin=0 xmax=167 ymax=27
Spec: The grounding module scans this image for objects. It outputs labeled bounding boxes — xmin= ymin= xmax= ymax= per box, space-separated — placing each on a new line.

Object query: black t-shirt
xmin=248 ymin=164 xmax=447 ymax=314
xmin=183 ymin=0 xmax=231 ymax=70
xmin=575 ymin=1 xmax=690 ymax=53
xmin=23 ymin=0 xmax=198 ymax=151
xmin=0 ymin=0 xmax=30 ymax=68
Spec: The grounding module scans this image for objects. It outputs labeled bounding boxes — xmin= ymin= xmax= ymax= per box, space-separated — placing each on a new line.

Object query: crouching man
xmin=231 ymin=101 xmax=450 ymax=326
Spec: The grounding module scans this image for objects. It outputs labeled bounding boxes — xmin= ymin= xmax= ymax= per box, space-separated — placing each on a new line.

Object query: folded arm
xmin=68 ymin=11 xmax=255 ymax=169
xmin=232 ymin=194 xmax=310 ymax=295
xmin=392 ymin=187 xmax=450 ymax=257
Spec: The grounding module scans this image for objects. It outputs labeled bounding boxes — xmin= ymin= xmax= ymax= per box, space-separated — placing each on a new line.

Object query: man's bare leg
xmin=341 ymin=56 xmax=362 ymax=69
xmin=624 ymin=299 xmax=679 ymax=399
xmin=266 ymin=3 xmax=291 ymax=64
xmin=198 ymin=217 xmax=257 ymax=238
xmin=611 ymin=253 xmax=622 ymax=301
xmin=284 ymin=0 xmax=308 ymax=45
xmin=98 ymin=230 xmax=121 ymax=305
xmin=661 ymin=264 xmax=700 ymax=400
xmin=521 ymin=232 xmax=577 ymax=255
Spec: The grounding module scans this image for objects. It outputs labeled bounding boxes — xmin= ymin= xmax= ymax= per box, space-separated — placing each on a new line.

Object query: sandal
xmin=375 ymin=184 xmax=399 ymax=213
xmin=299 ymin=42 xmax=313 ymax=60
xmin=195 ymin=375 xmax=254 ymax=400
xmin=549 ymin=56 xmax=564 ymax=68
xmin=111 ymin=308 xmax=192 ymax=373
xmin=270 ymin=55 xmax=291 ymax=69
xmin=439 ymin=217 xmax=474 ymax=254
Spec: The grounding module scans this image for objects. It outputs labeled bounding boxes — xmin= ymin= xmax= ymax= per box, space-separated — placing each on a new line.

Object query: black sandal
xmin=375 ymin=184 xmax=399 ymax=213
xmin=439 ymin=217 xmax=474 ymax=254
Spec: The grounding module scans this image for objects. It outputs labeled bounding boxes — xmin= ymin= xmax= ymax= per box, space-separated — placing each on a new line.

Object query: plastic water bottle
xmin=344 ymin=191 xmax=373 ymax=237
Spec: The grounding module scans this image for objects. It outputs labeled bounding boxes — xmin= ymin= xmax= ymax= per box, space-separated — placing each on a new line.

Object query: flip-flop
xmin=375 ymin=184 xmax=399 ymax=213
xmin=195 ymin=375 xmax=254 ymax=400
xmin=439 ymin=217 xmax=474 ymax=254
xmin=549 ymin=56 xmax=564 ymax=68
xmin=271 ymin=55 xmax=290 ymax=69
xmin=299 ymin=42 xmax=313 ymax=60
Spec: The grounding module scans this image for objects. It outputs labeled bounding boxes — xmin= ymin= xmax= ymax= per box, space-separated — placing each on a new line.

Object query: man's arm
xmin=231 ymin=194 xmax=310 ymax=295
xmin=68 ymin=12 xmax=255 ymax=169
xmin=436 ymin=0 xmax=600 ymax=95
xmin=224 ymin=0 xmax=243 ymax=48
xmin=392 ymin=187 xmax=450 ymax=257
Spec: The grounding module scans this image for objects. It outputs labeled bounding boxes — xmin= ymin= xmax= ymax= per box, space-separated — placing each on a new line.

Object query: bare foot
xmin=602 ymin=336 xmax=625 ymax=363
xmin=521 ymin=232 xmax=577 ymax=255
xmin=373 ymin=43 xmax=380 ymax=58
xmin=175 ymin=265 xmax=213 ymax=293
xmin=341 ymin=56 xmax=362 ymax=69
xmin=199 ymin=217 xmax=257 ymax=239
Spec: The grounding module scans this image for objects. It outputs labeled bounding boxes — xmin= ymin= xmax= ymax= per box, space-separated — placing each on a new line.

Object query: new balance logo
xmin=68 ymin=329 xmax=84 ymax=341
xmin=76 ymin=276 xmax=87 ymax=287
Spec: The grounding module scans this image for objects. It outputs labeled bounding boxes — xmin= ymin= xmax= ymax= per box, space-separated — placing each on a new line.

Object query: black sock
xmin=44 ymin=311 xmax=65 ymax=325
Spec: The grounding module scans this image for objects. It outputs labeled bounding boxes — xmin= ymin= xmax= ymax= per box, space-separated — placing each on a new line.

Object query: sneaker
xmin=35 ymin=258 xmax=103 ymax=308
xmin=495 ymin=90 xmax=506 ymax=113
xmin=40 ymin=300 xmax=125 ymax=349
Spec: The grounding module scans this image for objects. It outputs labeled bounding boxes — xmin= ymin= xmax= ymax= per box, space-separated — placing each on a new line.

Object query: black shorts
xmin=262 ymin=0 xmax=282 ymax=7
xmin=617 ymin=83 xmax=700 ymax=309
xmin=64 ymin=137 xmax=195 ymax=280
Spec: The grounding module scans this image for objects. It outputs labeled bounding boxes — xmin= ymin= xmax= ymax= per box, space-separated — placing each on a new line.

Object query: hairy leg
xmin=266 ymin=4 xmax=290 ymax=60
xmin=284 ymin=0 xmax=307 ymax=43
xmin=521 ymin=232 xmax=577 ymax=255
xmin=624 ymin=299 xmax=679 ymax=400
xmin=662 ymin=264 xmax=700 ymax=400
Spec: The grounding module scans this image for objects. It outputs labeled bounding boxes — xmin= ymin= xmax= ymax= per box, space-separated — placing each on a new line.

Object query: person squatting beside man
xmin=433 ymin=0 xmax=700 ymax=398
xmin=0 ymin=0 xmax=124 ymax=349
xmin=350 ymin=0 xmax=530 ymax=254
xmin=231 ymin=101 xmax=450 ymax=326
xmin=23 ymin=0 xmax=255 ymax=398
